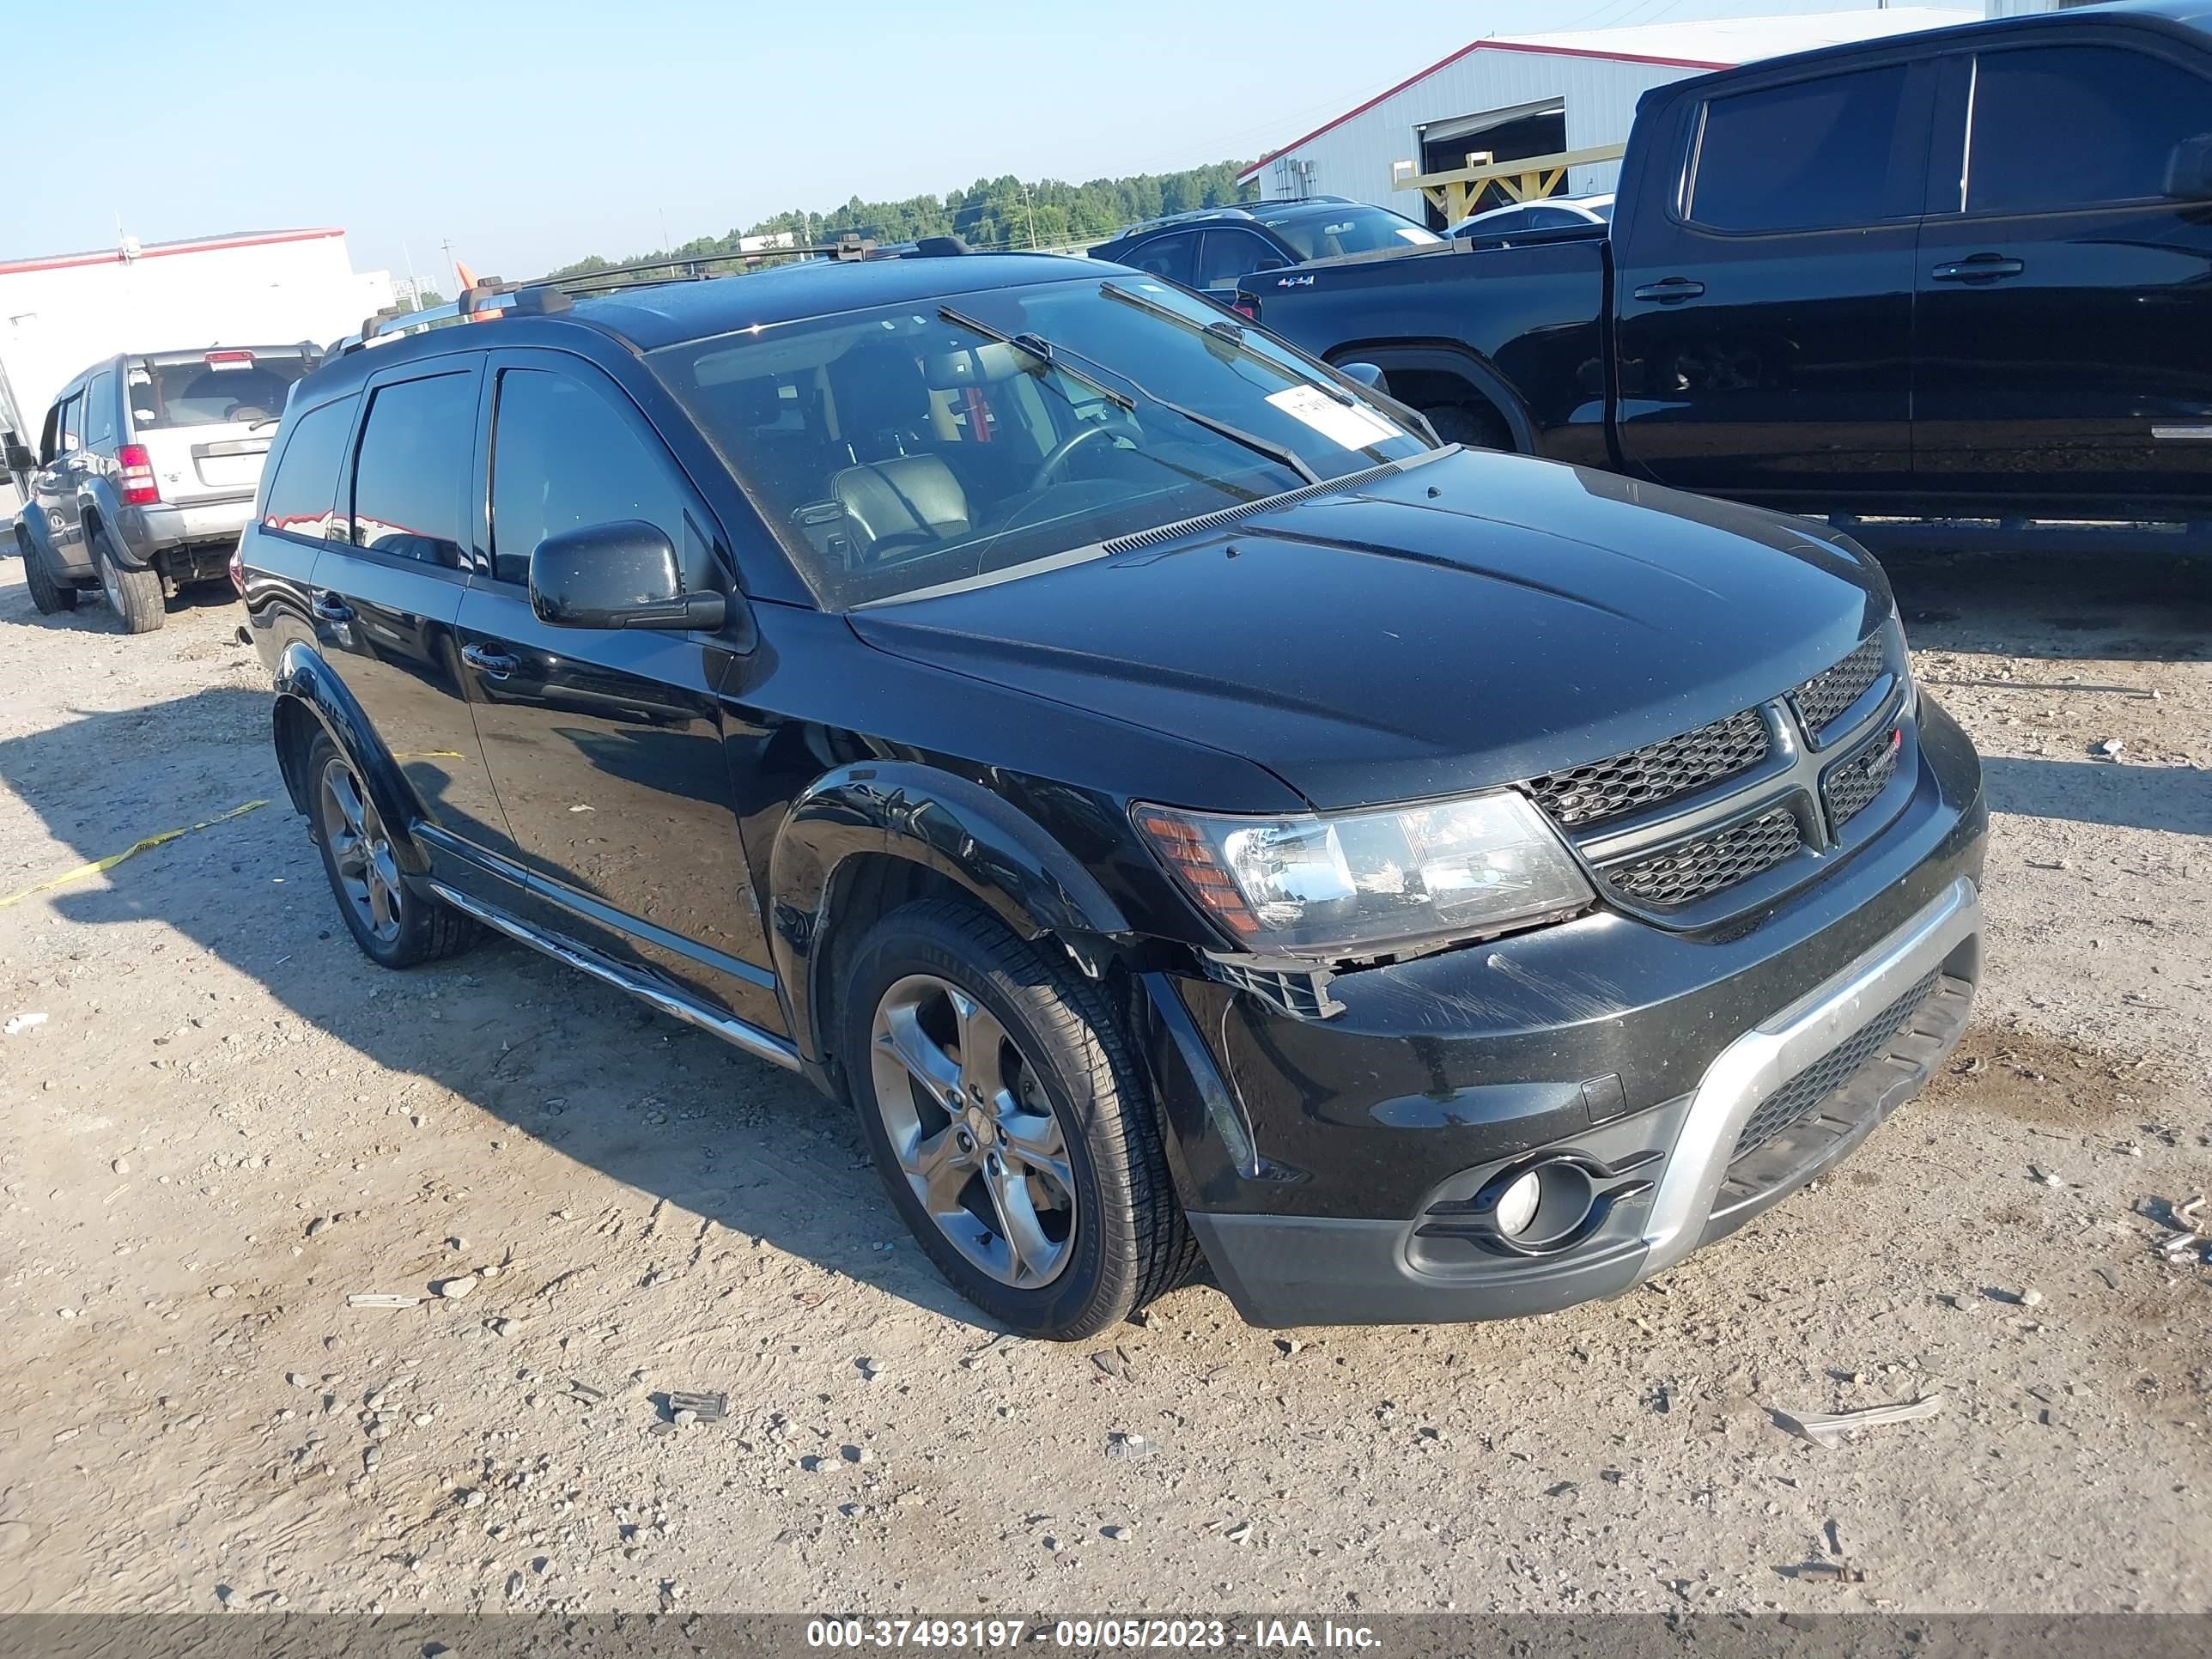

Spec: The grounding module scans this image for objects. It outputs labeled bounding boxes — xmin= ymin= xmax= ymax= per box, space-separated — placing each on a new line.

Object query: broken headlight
xmin=1134 ymin=789 xmax=1592 ymax=959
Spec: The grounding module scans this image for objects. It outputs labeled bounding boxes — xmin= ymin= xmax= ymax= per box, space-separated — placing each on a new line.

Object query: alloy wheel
xmin=318 ymin=756 xmax=404 ymax=945
xmin=867 ymin=973 xmax=1077 ymax=1288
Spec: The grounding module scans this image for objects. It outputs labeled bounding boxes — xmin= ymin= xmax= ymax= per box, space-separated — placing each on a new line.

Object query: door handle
xmin=461 ymin=641 xmax=518 ymax=678
xmin=1632 ymin=277 xmax=1705 ymax=303
xmin=1930 ymin=255 xmax=2024 ymax=283
xmin=310 ymin=591 xmax=355 ymax=623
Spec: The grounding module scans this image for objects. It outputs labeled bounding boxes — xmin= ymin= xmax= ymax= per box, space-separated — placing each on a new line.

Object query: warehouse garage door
xmin=1414 ymin=99 xmax=1567 ymax=225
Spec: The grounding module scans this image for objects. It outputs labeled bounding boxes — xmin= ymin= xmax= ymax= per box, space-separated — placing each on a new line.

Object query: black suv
xmin=1088 ymin=198 xmax=1443 ymax=302
xmin=241 ymin=251 xmax=1985 ymax=1340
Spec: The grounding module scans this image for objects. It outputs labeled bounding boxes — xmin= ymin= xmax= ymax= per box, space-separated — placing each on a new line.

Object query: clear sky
xmin=18 ymin=0 xmax=1887 ymax=283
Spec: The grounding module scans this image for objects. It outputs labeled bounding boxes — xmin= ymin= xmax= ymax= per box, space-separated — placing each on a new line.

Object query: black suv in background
xmin=1088 ymin=198 xmax=1442 ymax=303
xmin=241 ymin=252 xmax=1984 ymax=1339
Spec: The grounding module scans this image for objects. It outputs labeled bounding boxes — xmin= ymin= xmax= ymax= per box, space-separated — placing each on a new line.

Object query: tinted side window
xmin=489 ymin=369 xmax=686 ymax=586
xmin=1194 ymin=231 xmax=1274 ymax=290
xmin=261 ymin=394 xmax=360 ymax=541
xmin=1690 ymin=65 xmax=1912 ymax=232
xmin=349 ymin=372 xmax=476 ymax=568
xmin=1123 ymin=231 xmax=1200 ymax=283
xmin=58 ymin=396 xmax=82 ymax=454
xmin=1967 ymin=46 xmax=2212 ymax=214
xmin=82 ymin=374 xmax=116 ymax=450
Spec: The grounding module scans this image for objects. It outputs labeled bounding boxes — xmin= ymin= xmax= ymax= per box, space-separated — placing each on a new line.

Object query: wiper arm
xmin=939 ymin=303 xmax=1318 ymax=486
xmin=937 ymin=306 xmax=1132 ymax=410
xmin=1099 ymin=279 xmax=1356 ymax=404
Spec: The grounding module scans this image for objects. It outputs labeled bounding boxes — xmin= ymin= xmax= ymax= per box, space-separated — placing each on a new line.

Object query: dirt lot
xmin=0 ymin=550 xmax=2207 ymax=1616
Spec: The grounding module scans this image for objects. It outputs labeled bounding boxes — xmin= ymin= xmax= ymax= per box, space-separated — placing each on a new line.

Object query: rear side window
xmin=489 ymin=369 xmax=686 ymax=586
xmin=1689 ymin=64 xmax=1912 ymax=232
xmin=82 ymin=374 xmax=116 ymax=449
xmin=349 ymin=372 xmax=476 ymax=568
xmin=261 ymin=394 xmax=359 ymax=541
xmin=1123 ymin=231 xmax=1200 ymax=283
xmin=1966 ymin=45 xmax=2212 ymax=214
xmin=58 ymin=395 xmax=82 ymax=455
xmin=1194 ymin=231 xmax=1276 ymax=290
xmin=134 ymin=356 xmax=313 ymax=431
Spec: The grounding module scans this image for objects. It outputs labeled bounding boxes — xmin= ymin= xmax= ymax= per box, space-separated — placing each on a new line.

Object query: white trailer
xmin=1 ymin=228 xmax=393 ymax=516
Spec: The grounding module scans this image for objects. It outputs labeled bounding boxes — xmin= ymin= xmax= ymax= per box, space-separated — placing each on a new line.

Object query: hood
xmin=850 ymin=450 xmax=1894 ymax=811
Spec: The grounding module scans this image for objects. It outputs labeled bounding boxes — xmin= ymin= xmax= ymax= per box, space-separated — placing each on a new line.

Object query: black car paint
xmin=1243 ymin=1 xmax=2212 ymax=532
xmin=244 ymin=252 xmax=1984 ymax=1327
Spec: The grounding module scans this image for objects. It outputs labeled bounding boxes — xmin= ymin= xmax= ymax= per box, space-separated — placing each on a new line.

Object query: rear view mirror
xmin=2168 ymin=134 xmax=2212 ymax=200
xmin=1339 ymin=362 xmax=1389 ymax=393
xmin=529 ymin=520 xmax=726 ymax=631
xmin=1251 ymin=255 xmax=1291 ymax=273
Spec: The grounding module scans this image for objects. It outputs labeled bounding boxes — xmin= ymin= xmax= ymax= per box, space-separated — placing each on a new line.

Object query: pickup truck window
xmin=1261 ymin=207 xmax=1442 ymax=259
xmin=649 ymin=277 xmax=1429 ymax=607
xmin=1966 ymin=45 xmax=2212 ymax=215
xmin=1689 ymin=64 xmax=1912 ymax=233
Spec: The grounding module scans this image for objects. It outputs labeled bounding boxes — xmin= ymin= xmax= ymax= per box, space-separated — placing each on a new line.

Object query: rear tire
xmin=836 ymin=897 xmax=1195 ymax=1340
xmin=92 ymin=524 xmax=166 ymax=634
xmin=21 ymin=538 xmax=80 ymax=614
xmin=302 ymin=730 xmax=475 ymax=969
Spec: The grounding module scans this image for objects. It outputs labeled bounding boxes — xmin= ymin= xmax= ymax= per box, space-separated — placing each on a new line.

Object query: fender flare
xmin=270 ymin=640 xmax=434 ymax=877
xmin=767 ymin=761 xmax=1132 ymax=1066
xmin=76 ymin=477 xmax=147 ymax=568
xmin=1322 ymin=340 xmax=1540 ymax=454
xmin=15 ymin=501 xmax=82 ymax=577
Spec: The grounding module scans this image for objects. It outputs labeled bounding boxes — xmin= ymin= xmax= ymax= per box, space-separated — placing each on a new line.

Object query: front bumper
xmin=117 ymin=497 xmax=253 ymax=566
xmin=1160 ymin=697 xmax=1986 ymax=1328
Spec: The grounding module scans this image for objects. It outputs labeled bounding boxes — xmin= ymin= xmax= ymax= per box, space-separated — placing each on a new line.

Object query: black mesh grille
xmin=1729 ymin=969 xmax=1942 ymax=1162
xmin=1824 ymin=729 xmax=1901 ymax=828
xmin=1525 ymin=708 xmax=1770 ymax=830
xmin=1601 ymin=806 xmax=1802 ymax=908
xmin=1791 ymin=635 xmax=1887 ymax=740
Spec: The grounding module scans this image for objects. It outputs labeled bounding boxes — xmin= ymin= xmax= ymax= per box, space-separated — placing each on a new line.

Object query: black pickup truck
xmin=1242 ymin=0 xmax=2212 ymax=554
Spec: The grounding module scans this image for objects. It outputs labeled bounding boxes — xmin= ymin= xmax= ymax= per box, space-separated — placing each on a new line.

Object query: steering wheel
xmin=855 ymin=529 xmax=942 ymax=568
xmin=1029 ymin=422 xmax=1121 ymax=491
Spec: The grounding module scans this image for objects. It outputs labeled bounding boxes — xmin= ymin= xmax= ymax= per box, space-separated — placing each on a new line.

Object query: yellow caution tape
xmin=0 ymin=799 xmax=270 ymax=909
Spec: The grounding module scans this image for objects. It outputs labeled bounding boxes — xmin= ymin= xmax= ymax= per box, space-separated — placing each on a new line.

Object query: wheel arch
xmin=1322 ymin=339 xmax=1536 ymax=453
xmin=270 ymin=641 xmax=433 ymax=876
xmin=767 ymin=762 xmax=1133 ymax=1070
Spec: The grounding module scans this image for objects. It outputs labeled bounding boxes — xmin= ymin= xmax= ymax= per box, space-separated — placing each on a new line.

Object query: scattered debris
xmin=3 ymin=1012 xmax=48 ymax=1036
xmin=1791 ymin=1560 xmax=1868 ymax=1585
xmin=2019 ymin=1288 xmax=2045 ymax=1308
xmin=2089 ymin=738 xmax=2124 ymax=760
xmin=346 ymin=1293 xmax=422 ymax=1310
xmin=1104 ymin=1431 xmax=1154 ymax=1462
xmin=1089 ymin=1347 xmax=1133 ymax=1381
xmin=2154 ymin=1231 xmax=2201 ymax=1263
xmin=566 ymin=1380 xmax=608 ymax=1407
xmin=666 ymin=1390 xmax=726 ymax=1422
xmin=1770 ymin=1394 xmax=1945 ymax=1449
xmin=1224 ymin=1522 xmax=1255 ymax=1545
xmin=432 ymin=1276 xmax=476 ymax=1299
xmin=2030 ymin=1166 xmax=2066 ymax=1189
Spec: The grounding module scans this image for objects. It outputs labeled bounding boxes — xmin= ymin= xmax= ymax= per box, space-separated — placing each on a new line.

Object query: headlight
xmin=1134 ymin=789 xmax=1593 ymax=958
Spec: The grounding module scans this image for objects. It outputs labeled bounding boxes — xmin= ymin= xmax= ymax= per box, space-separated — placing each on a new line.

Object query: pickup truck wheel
xmin=92 ymin=526 xmax=167 ymax=634
xmin=838 ymin=898 xmax=1196 ymax=1340
xmin=304 ymin=732 xmax=474 ymax=968
xmin=1423 ymin=402 xmax=1512 ymax=451
xmin=21 ymin=542 xmax=81 ymax=614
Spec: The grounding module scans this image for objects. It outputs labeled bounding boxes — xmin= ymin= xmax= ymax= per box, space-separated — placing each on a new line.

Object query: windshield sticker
xmin=1266 ymin=386 xmax=1401 ymax=451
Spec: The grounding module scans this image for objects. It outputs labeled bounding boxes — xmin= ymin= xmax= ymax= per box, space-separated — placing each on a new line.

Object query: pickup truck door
xmin=1611 ymin=57 xmax=1935 ymax=505
xmin=1913 ymin=33 xmax=2212 ymax=512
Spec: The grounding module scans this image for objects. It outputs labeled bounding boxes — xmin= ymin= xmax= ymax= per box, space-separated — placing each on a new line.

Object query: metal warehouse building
xmin=1239 ymin=7 xmax=1979 ymax=220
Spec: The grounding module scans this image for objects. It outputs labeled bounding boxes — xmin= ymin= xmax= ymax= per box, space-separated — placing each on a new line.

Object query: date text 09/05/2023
xmin=805 ymin=1620 xmax=1382 ymax=1650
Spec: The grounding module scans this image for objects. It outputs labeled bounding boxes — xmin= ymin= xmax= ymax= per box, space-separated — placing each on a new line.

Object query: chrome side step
xmin=427 ymin=881 xmax=801 ymax=1072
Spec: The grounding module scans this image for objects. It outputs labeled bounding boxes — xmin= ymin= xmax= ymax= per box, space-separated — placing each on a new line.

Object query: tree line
xmin=539 ymin=161 xmax=1254 ymax=286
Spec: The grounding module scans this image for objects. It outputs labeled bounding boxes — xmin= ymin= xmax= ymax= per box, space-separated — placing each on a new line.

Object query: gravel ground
xmin=0 ymin=550 xmax=2206 ymax=1616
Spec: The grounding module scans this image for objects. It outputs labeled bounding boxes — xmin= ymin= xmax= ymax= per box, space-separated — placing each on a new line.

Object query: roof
xmin=0 ymin=227 xmax=346 ymax=278
xmin=1237 ymin=7 xmax=1978 ymax=182
xmin=570 ymin=252 xmax=1105 ymax=349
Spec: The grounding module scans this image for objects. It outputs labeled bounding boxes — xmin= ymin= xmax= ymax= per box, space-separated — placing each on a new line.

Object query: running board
xmin=427 ymin=881 xmax=801 ymax=1072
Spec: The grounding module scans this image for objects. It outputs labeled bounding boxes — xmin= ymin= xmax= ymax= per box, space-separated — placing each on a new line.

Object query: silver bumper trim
xmin=1640 ymin=875 xmax=1981 ymax=1274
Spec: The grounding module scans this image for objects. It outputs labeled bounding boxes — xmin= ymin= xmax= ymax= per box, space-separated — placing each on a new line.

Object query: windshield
xmin=1260 ymin=207 xmax=1442 ymax=260
xmin=130 ymin=354 xmax=314 ymax=430
xmin=647 ymin=276 xmax=1433 ymax=607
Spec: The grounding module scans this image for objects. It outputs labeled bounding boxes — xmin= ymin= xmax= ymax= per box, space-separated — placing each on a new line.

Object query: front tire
xmin=837 ymin=898 xmax=1195 ymax=1340
xmin=92 ymin=525 xmax=166 ymax=634
xmin=21 ymin=539 xmax=81 ymax=614
xmin=303 ymin=731 xmax=473 ymax=969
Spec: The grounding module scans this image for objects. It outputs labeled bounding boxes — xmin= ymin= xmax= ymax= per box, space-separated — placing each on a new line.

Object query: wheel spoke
xmin=994 ymin=1091 xmax=1073 ymax=1194
xmin=981 ymin=1156 xmax=1054 ymax=1284
xmin=326 ymin=769 xmax=368 ymax=839
xmin=877 ymin=1002 xmax=961 ymax=1100
xmin=951 ymin=994 xmax=1010 ymax=1104
xmin=331 ymin=835 xmax=367 ymax=878
xmin=902 ymin=1123 xmax=971 ymax=1212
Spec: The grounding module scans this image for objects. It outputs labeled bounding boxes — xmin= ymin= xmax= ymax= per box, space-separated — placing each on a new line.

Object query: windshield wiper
xmin=1098 ymin=279 xmax=1358 ymax=404
xmin=939 ymin=304 xmax=1320 ymax=487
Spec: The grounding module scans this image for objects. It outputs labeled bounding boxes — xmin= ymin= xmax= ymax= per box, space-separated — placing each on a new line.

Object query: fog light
xmin=1494 ymin=1170 xmax=1543 ymax=1237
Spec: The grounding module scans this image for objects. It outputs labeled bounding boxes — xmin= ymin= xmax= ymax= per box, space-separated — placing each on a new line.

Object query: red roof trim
xmin=1237 ymin=40 xmax=1730 ymax=181
xmin=0 ymin=226 xmax=347 ymax=278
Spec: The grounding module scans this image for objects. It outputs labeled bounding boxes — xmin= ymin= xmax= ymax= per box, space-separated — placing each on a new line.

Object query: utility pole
xmin=441 ymin=238 xmax=459 ymax=298
xmin=1019 ymin=180 xmax=1037 ymax=250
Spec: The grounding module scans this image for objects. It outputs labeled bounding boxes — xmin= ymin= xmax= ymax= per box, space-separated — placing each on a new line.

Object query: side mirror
xmin=3 ymin=436 xmax=35 ymax=474
xmin=529 ymin=520 xmax=726 ymax=631
xmin=1339 ymin=361 xmax=1389 ymax=393
xmin=2167 ymin=134 xmax=2212 ymax=200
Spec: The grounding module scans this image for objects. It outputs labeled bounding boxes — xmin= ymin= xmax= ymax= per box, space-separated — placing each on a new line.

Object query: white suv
xmin=7 ymin=344 xmax=322 ymax=631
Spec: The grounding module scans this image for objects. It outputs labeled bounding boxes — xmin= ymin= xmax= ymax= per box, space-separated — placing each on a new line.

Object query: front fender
xmin=15 ymin=501 xmax=88 ymax=577
xmin=1326 ymin=339 xmax=1541 ymax=453
xmin=270 ymin=641 xmax=433 ymax=877
xmin=768 ymin=762 xmax=1133 ymax=1066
